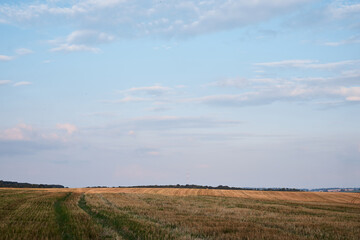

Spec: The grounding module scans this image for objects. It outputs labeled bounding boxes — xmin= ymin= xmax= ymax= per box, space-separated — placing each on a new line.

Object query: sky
xmin=0 ymin=0 xmax=359 ymax=188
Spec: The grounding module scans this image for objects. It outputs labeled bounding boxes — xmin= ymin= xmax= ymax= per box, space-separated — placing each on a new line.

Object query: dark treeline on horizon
xmin=0 ymin=180 xmax=65 ymax=189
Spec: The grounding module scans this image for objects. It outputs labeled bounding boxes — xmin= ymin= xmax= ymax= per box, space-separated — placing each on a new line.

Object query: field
xmin=0 ymin=188 xmax=359 ymax=239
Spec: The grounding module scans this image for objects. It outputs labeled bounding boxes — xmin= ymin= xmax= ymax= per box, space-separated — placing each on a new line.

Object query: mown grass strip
xmin=79 ymin=194 xmax=135 ymax=239
xmin=100 ymin=194 xmax=196 ymax=240
xmin=78 ymin=194 xmax=172 ymax=240
xmin=0 ymin=192 xmax=40 ymax=221
xmin=54 ymin=192 xmax=75 ymax=240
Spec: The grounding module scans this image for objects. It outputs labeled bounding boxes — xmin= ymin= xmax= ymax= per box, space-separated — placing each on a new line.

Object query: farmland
xmin=0 ymin=188 xmax=359 ymax=239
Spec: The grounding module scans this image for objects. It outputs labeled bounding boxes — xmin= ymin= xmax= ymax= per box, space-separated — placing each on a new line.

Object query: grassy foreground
xmin=0 ymin=188 xmax=359 ymax=239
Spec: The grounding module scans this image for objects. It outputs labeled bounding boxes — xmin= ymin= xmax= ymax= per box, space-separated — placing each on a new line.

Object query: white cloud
xmin=0 ymin=123 xmax=77 ymax=145
xmin=0 ymin=124 xmax=33 ymax=141
xmin=324 ymin=34 xmax=360 ymax=46
xmin=0 ymin=124 xmax=69 ymax=156
xmin=0 ymin=55 xmax=14 ymax=61
xmin=129 ymin=116 xmax=240 ymax=130
xmin=67 ymin=30 xmax=115 ymax=44
xmin=176 ymin=0 xmax=310 ymax=36
xmin=123 ymin=85 xmax=172 ymax=96
xmin=255 ymin=59 xmax=315 ymax=68
xmin=147 ymin=106 xmax=172 ymax=112
xmin=0 ymin=80 xmax=11 ymax=85
xmin=133 ymin=116 xmax=180 ymax=121
xmin=188 ymin=94 xmax=258 ymax=106
xmin=15 ymin=48 xmax=33 ymax=55
xmin=87 ymin=0 xmax=128 ymax=8
xmin=346 ymin=96 xmax=360 ymax=101
xmin=336 ymin=87 xmax=360 ymax=101
xmin=0 ymin=0 xmax=312 ymax=38
xmin=49 ymin=30 xmax=114 ymax=53
xmin=255 ymin=59 xmax=360 ymax=70
xmin=140 ymin=0 xmax=312 ymax=37
xmin=208 ymin=77 xmax=250 ymax=88
xmin=13 ymin=81 xmax=32 ymax=87
xmin=102 ymin=85 xmax=177 ymax=106
xmin=196 ymin=69 xmax=360 ymax=107
xmin=50 ymin=44 xmax=100 ymax=53
xmin=286 ymin=1 xmax=360 ymax=35
xmin=56 ymin=123 xmax=77 ymax=135
xmin=102 ymin=96 xmax=150 ymax=103
xmin=328 ymin=2 xmax=360 ymax=19
xmin=84 ymin=112 xmax=119 ymax=117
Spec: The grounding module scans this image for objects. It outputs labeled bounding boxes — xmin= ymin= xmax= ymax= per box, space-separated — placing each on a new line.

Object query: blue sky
xmin=0 ymin=0 xmax=359 ymax=188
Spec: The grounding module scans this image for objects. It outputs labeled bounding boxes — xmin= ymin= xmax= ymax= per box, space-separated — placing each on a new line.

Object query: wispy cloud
xmin=15 ymin=48 xmax=33 ymax=55
xmin=0 ymin=124 xmax=33 ymax=141
xmin=208 ymin=77 xmax=251 ymax=88
xmin=0 ymin=123 xmax=78 ymax=143
xmin=128 ymin=116 xmax=240 ymax=130
xmin=328 ymin=2 xmax=360 ymax=19
xmin=194 ymin=63 xmax=360 ymax=108
xmin=255 ymin=59 xmax=360 ymax=70
xmin=13 ymin=81 xmax=32 ymax=87
xmin=84 ymin=116 xmax=241 ymax=138
xmin=50 ymin=44 xmax=100 ymax=53
xmin=0 ymin=0 xmax=312 ymax=38
xmin=286 ymin=1 xmax=360 ymax=30
xmin=66 ymin=30 xmax=115 ymax=45
xmin=325 ymin=35 xmax=360 ymax=46
xmin=0 ymin=124 xmax=68 ymax=156
xmin=337 ymin=87 xmax=360 ymax=102
xmin=84 ymin=112 xmax=120 ymax=117
xmin=147 ymin=106 xmax=172 ymax=112
xmin=104 ymin=85 xmax=177 ymax=107
xmin=0 ymin=55 xmax=14 ymax=61
xmin=187 ymin=85 xmax=360 ymax=107
xmin=48 ymin=29 xmax=114 ymax=53
xmin=102 ymin=96 xmax=150 ymax=104
xmin=121 ymin=85 xmax=172 ymax=96
xmin=1 ymin=48 xmax=33 ymax=60
xmin=0 ymin=80 xmax=11 ymax=85
xmin=56 ymin=123 xmax=77 ymax=135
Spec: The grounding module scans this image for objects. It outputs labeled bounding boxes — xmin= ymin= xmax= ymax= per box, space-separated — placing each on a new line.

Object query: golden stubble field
xmin=17 ymin=187 xmax=360 ymax=204
xmin=0 ymin=187 xmax=359 ymax=239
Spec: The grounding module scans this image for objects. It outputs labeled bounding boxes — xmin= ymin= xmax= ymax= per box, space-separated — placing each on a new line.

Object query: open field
xmin=0 ymin=188 xmax=359 ymax=239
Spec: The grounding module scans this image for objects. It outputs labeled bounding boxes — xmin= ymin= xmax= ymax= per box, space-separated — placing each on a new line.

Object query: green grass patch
xmin=54 ymin=192 xmax=75 ymax=240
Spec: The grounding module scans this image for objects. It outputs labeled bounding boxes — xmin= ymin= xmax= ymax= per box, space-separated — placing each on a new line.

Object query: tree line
xmin=0 ymin=180 xmax=65 ymax=188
